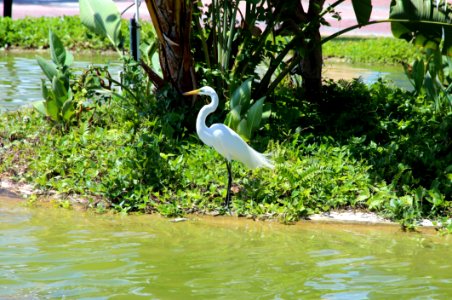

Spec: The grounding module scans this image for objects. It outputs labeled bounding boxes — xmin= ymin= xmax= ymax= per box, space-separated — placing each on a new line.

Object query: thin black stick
xmin=225 ymin=160 xmax=232 ymax=212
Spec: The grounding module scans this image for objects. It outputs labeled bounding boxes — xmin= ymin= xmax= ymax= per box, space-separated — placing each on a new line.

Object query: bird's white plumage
xmin=189 ymin=86 xmax=274 ymax=169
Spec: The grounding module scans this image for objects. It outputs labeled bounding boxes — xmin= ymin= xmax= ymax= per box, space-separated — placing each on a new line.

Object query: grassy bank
xmin=0 ymin=16 xmax=450 ymax=232
xmin=1 ymin=16 xmax=420 ymax=64
xmin=0 ymin=16 xmax=155 ymax=51
xmin=322 ymin=37 xmax=421 ymax=64
xmin=1 ymin=78 xmax=450 ymax=232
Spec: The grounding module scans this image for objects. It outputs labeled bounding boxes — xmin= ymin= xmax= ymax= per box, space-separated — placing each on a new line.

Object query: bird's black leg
xmin=224 ymin=160 xmax=233 ymax=213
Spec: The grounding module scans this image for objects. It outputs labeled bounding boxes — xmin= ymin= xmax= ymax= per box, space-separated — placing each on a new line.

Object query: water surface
xmin=0 ymin=52 xmax=412 ymax=112
xmin=0 ymin=51 xmax=120 ymax=112
xmin=1 ymin=197 xmax=451 ymax=299
xmin=323 ymin=61 xmax=413 ymax=91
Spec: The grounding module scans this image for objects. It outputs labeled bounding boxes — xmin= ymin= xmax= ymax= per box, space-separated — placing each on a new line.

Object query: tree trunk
xmin=301 ymin=0 xmax=324 ymax=103
xmin=143 ymin=0 xmax=196 ymax=94
xmin=301 ymin=31 xmax=323 ymax=102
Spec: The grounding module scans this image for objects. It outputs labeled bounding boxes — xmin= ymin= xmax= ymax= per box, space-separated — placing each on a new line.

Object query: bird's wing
xmin=209 ymin=124 xmax=273 ymax=169
xmin=209 ymin=124 xmax=246 ymax=161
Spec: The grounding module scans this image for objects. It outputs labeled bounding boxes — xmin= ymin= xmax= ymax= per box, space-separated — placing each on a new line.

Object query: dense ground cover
xmin=322 ymin=37 xmax=421 ymax=64
xmin=0 ymin=16 xmax=450 ymax=232
xmin=0 ymin=16 xmax=154 ymax=51
xmin=1 ymin=79 xmax=450 ymax=231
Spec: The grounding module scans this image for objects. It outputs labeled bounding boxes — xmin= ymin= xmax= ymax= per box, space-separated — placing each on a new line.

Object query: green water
xmin=0 ymin=52 xmax=120 ymax=112
xmin=1 ymin=197 xmax=451 ymax=299
xmin=0 ymin=52 xmax=412 ymax=112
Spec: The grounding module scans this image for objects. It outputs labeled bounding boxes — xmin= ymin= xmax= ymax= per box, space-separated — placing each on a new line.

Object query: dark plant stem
xmin=321 ymin=20 xmax=384 ymax=45
xmin=140 ymin=60 xmax=165 ymax=89
xmin=257 ymin=37 xmax=298 ymax=97
xmin=225 ymin=160 xmax=232 ymax=213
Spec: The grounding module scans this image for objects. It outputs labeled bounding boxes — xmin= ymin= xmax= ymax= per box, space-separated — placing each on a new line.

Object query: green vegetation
xmin=225 ymin=79 xmax=270 ymax=141
xmin=1 ymin=74 xmax=451 ymax=230
xmin=323 ymin=37 xmax=421 ymax=64
xmin=0 ymin=16 xmax=421 ymax=65
xmin=35 ymin=30 xmax=77 ymax=131
xmin=0 ymin=0 xmax=451 ymax=233
xmin=0 ymin=16 xmax=154 ymax=51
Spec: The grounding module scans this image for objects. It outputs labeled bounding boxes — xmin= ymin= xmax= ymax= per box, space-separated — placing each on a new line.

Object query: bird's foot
xmin=220 ymin=201 xmax=232 ymax=215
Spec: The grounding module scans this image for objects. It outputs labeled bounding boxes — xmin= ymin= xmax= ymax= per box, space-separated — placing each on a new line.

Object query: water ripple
xmin=0 ymin=53 xmax=120 ymax=112
xmin=0 ymin=198 xmax=451 ymax=299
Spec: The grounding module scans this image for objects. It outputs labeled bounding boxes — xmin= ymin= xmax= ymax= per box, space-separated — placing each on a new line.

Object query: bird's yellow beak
xmin=183 ymin=89 xmax=201 ymax=96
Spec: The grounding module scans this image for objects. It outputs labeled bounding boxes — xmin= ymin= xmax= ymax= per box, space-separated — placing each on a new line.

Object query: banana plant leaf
xmin=231 ymin=78 xmax=252 ymax=110
xmin=247 ymin=97 xmax=265 ymax=131
xmin=390 ymin=0 xmax=452 ymax=55
xmin=225 ymin=105 xmax=242 ymax=129
xmin=79 ymin=0 xmax=122 ymax=48
xmin=237 ymin=118 xmax=251 ymax=141
xmin=62 ymin=97 xmax=75 ymax=122
xmin=351 ymin=0 xmax=372 ymax=25
xmin=52 ymin=76 xmax=68 ymax=107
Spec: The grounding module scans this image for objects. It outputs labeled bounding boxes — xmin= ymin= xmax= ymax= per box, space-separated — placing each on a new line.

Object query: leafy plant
xmin=0 ymin=15 xmax=155 ymax=51
xmin=1 ymin=74 xmax=451 ymax=229
xmin=390 ymin=0 xmax=452 ymax=56
xmin=79 ymin=0 xmax=123 ymax=54
xmin=224 ymin=78 xmax=270 ymax=141
xmin=2 ymin=2 xmax=452 ymax=231
xmin=34 ymin=30 xmax=76 ymax=131
xmin=403 ymin=47 xmax=452 ymax=112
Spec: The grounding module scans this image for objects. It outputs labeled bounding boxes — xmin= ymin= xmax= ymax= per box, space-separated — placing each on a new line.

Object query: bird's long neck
xmin=196 ymin=91 xmax=219 ymax=143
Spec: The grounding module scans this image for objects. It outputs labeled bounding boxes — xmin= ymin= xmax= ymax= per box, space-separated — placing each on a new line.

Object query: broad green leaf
xmin=428 ymin=49 xmax=444 ymax=80
xmin=231 ymin=78 xmax=252 ymax=109
xmin=33 ymin=100 xmax=47 ymax=116
xmin=52 ymin=76 xmax=68 ymax=106
xmin=140 ymin=42 xmax=152 ymax=57
xmin=57 ymin=72 xmax=70 ymax=92
xmin=79 ymin=0 xmax=122 ymax=47
xmin=45 ymin=98 xmax=60 ymax=121
xmin=225 ymin=105 xmax=241 ymax=129
xmin=224 ymin=113 xmax=232 ymax=128
xmin=49 ymin=30 xmax=66 ymax=67
xmin=424 ymin=71 xmax=437 ymax=99
xmin=237 ymin=119 xmax=251 ymax=141
xmin=151 ymin=52 xmax=162 ymax=77
xmin=62 ymin=98 xmax=74 ymax=122
xmin=412 ymin=59 xmax=425 ymax=92
xmin=41 ymin=79 xmax=50 ymax=100
xmin=390 ymin=0 xmax=452 ymax=55
xmin=65 ymin=51 xmax=74 ymax=66
xmin=262 ymin=103 xmax=272 ymax=121
xmin=247 ymin=97 xmax=265 ymax=131
xmin=351 ymin=0 xmax=372 ymax=25
xmin=37 ymin=56 xmax=57 ymax=81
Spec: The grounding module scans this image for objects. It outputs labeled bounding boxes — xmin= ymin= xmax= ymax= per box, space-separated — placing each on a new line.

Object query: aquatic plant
xmin=224 ymin=78 xmax=270 ymax=142
xmin=34 ymin=30 xmax=76 ymax=131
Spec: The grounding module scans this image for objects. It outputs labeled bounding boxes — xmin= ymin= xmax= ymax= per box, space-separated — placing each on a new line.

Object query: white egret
xmin=183 ymin=86 xmax=274 ymax=210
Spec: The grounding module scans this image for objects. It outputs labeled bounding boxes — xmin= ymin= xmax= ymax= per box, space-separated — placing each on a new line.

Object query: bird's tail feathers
xmin=246 ymin=147 xmax=274 ymax=170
